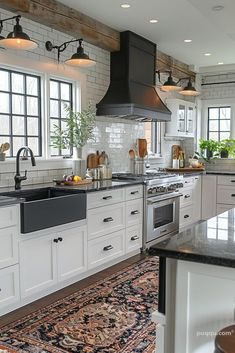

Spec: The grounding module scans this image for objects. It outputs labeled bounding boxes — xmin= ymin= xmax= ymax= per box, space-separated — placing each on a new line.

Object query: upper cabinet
xmin=165 ymin=98 xmax=196 ymax=138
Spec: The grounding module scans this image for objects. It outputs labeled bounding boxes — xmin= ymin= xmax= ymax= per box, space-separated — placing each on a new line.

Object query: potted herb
xmin=195 ymin=139 xmax=220 ymax=162
xmin=218 ymin=139 xmax=235 ymax=158
xmin=51 ymin=103 xmax=96 ymax=159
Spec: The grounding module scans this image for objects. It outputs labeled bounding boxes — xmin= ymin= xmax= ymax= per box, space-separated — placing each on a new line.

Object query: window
xmin=208 ymin=106 xmax=231 ymax=141
xmin=0 ymin=68 xmax=41 ymax=157
xmin=144 ymin=122 xmax=161 ymax=154
xmin=49 ymin=79 xmax=73 ymax=156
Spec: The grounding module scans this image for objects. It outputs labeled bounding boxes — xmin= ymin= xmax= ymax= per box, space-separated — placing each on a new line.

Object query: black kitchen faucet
xmin=14 ymin=147 xmax=36 ymax=190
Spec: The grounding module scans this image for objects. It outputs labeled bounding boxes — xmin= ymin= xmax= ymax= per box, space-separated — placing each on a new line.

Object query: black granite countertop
xmin=150 ymin=209 xmax=235 ymax=268
xmin=206 ymin=170 xmax=235 ymax=175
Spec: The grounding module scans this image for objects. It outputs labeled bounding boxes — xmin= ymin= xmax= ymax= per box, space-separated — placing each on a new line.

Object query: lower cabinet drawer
xmin=216 ymin=204 xmax=233 ymax=215
xmin=87 ymin=203 xmax=125 ymax=239
xmin=88 ymin=230 xmax=125 ymax=269
xmin=126 ymin=199 xmax=143 ymax=227
xmin=180 ymin=188 xmax=193 ymax=207
xmin=126 ymin=225 xmax=142 ymax=253
xmin=0 ymin=264 xmax=20 ymax=311
xmin=217 ymin=185 xmax=235 ymax=205
xmin=180 ymin=206 xmax=194 ymax=228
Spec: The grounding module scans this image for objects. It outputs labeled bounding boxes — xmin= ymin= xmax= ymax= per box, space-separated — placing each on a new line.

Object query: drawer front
xmin=183 ymin=177 xmax=194 ymax=188
xmin=88 ymin=230 xmax=125 ymax=269
xmin=88 ymin=203 xmax=125 ymax=239
xmin=126 ymin=225 xmax=142 ymax=253
xmin=0 ymin=227 xmax=18 ymax=270
xmin=0 ymin=205 xmax=18 ymax=230
xmin=216 ymin=204 xmax=233 ymax=215
xmin=87 ymin=189 xmax=125 ymax=209
xmin=0 ymin=264 xmax=20 ymax=311
xmin=180 ymin=205 xmax=194 ymax=228
xmin=217 ymin=185 xmax=235 ymax=205
xmin=218 ymin=175 xmax=235 ymax=186
xmin=180 ymin=188 xmax=193 ymax=207
xmin=126 ymin=199 xmax=143 ymax=227
xmin=125 ymin=185 xmax=143 ymax=201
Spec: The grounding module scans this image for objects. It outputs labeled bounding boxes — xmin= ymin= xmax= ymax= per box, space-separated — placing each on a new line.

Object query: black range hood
xmin=96 ymin=31 xmax=171 ymax=122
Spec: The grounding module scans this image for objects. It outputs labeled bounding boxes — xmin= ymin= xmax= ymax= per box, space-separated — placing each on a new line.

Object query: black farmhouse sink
xmin=1 ymin=187 xmax=86 ymax=233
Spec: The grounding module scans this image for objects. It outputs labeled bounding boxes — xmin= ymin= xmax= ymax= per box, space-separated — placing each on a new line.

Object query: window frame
xmin=207 ymin=106 xmax=231 ymax=141
xmin=0 ymin=67 xmax=42 ymax=157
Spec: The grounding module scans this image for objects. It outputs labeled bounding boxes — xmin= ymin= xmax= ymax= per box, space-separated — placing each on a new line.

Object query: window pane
xmin=0 ymin=70 xmax=9 ymax=91
xmin=50 ymin=100 xmax=59 ymax=117
xmin=220 ymin=120 xmax=230 ymax=132
xmin=27 ymin=97 xmax=39 ymax=116
xmin=61 ymin=120 xmax=67 ymax=130
xmin=0 ymin=136 xmax=10 ymax=156
xmin=50 ymin=81 xmax=59 ymax=99
xmin=209 ymin=108 xmax=219 ymax=119
xmin=50 ymin=119 xmax=59 ymax=134
xmin=61 ymin=83 xmax=70 ymax=100
xmin=221 ymin=107 xmax=230 ymax=119
xmin=209 ymin=132 xmax=219 ymax=141
xmin=209 ymin=120 xmax=218 ymax=132
xmin=26 ymin=76 xmax=38 ymax=96
xmin=0 ymin=93 xmax=10 ymax=113
xmin=12 ymin=115 xmax=25 ymax=135
xmin=28 ymin=137 xmax=39 ymax=155
xmin=13 ymin=137 xmax=25 ymax=156
xmin=50 ymin=146 xmax=60 ymax=156
xmin=12 ymin=73 xmax=24 ymax=94
xmin=0 ymin=115 xmax=10 ymax=134
xmin=12 ymin=94 xmax=25 ymax=115
xmin=27 ymin=117 xmax=39 ymax=136
xmin=220 ymin=132 xmax=230 ymax=140
xmin=61 ymin=103 xmax=69 ymax=119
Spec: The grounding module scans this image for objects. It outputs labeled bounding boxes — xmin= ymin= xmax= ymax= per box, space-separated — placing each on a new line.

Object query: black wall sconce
xmin=157 ymin=70 xmax=200 ymax=96
xmin=0 ymin=15 xmax=38 ymax=50
xmin=45 ymin=38 xmax=96 ymax=68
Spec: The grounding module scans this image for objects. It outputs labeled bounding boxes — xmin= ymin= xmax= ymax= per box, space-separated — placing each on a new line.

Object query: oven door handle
xmin=147 ymin=192 xmax=183 ymax=204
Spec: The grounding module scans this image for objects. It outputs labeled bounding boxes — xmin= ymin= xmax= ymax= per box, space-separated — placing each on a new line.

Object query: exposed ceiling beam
xmin=0 ymin=0 xmax=195 ymax=79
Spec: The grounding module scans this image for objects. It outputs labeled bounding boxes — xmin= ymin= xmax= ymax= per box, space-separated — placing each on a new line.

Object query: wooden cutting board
xmin=55 ymin=179 xmax=93 ymax=186
xmin=137 ymin=138 xmax=147 ymax=158
xmin=166 ymin=167 xmax=205 ymax=172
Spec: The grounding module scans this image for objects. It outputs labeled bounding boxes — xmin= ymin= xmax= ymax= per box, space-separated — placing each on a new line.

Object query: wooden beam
xmin=0 ymin=0 xmax=195 ymax=78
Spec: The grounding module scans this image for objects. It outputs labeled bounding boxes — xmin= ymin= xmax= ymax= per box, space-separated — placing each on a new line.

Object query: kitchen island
xmin=150 ymin=209 xmax=235 ymax=353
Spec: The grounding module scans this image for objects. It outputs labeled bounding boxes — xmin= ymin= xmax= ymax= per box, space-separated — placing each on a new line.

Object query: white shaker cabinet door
xmin=19 ymin=234 xmax=57 ymax=298
xmin=0 ymin=227 xmax=18 ymax=269
xmin=201 ymin=175 xmax=217 ymax=220
xmin=0 ymin=264 xmax=20 ymax=313
xmin=57 ymin=226 xmax=87 ymax=282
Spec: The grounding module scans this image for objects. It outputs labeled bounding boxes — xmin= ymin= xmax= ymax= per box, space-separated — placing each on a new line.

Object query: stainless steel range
xmin=113 ymin=171 xmax=184 ymax=249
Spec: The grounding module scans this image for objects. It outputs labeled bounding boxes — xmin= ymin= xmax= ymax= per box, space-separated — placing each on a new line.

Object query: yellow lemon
xmin=73 ymin=175 xmax=82 ymax=182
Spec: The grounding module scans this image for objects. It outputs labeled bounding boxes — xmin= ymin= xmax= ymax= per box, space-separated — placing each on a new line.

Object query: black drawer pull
xmin=131 ymin=191 xmax=139 ymax=195
xmin=160 ymin=229 xmax=167 ymax=233
xmin=184 ymin=214 xmax=190 ymax=219
xmin=103 ymin=195 xmax=112 ymax=200
xmin=131 ymin=210 xmax=139 ymax=215
xmin=131 ymin=235 xmax=139 ymax=241
xmin=184 ymin=194 xmax=190 ymax=199
xmin=103 ymin=245 xmax=113 ymax=251
xmin=231 ymin=194 xmax=235 ymax=197
xmin=53 ymin=238 xmax=58 ymax=243
xmin=58 ymin=237 xmax=63 ymax=242
xmin=230 ymin=180 xmax=235 ymax=182
xmin=103 ymin=217 xmax=114 ymax=223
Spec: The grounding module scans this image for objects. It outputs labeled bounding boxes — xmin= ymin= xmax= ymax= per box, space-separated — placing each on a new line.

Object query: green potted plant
xmin=51 ymin=103 xmax=96 ymax=159
xmin=195 ymin=139 xmax=220 ymax=162
xmin=218 ymin=139 xmax=235 ymax=158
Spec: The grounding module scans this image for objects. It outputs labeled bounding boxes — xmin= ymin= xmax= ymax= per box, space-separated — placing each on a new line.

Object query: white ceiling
xmin=60 ymin=0 xmax=235 ymax=71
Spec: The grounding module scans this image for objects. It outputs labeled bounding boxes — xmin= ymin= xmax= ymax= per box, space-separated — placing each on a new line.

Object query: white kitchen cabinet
xmin=0 ymin=227 xmax=18 ymax=269
xmin=216 ymin=204 xmax=233 ymax=215
xmin=192 ymin=176 xmax=201 ymax=222
xmin=125 ymin=198 xmax=143 ymax=227
xmin=126 ymin=224 xmax=142 ymax=253
xmin=87 ymin=188 xmax=125 ymax=209
xmin=201 ymin=174 xmax=217 ymax=220
xmin=57 ymin=226 xmax=87 ymax=282
xmin=165 ymin=99 xmax=196 ymax=138
xmin=0 ymin=264 xmax=20 ymax=312
xmin=20 ymin=233 xmax=57 ymax=298
xmin=125 ymin=185 xmax=143 ymax=201
xmin=20 ymin=224 xmax=87 ymax=298
xmin=0 ymin=205 xmax=18 ymax=229
xmin=217 ymin=185 xmax=235 ymax=205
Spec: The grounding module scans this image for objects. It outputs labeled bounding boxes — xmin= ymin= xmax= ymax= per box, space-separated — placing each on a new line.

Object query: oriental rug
xmin=0 ymin=256 xmax=158 ymax=353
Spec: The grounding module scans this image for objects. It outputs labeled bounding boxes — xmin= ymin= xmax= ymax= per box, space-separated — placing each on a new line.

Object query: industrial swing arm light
xmin=0 ymin=15 xmax=38 ymax=50
xmin=45 ymin=38 xmax=96 ymax=67
xmin=156 ymin=70 xmax=200 ymax=96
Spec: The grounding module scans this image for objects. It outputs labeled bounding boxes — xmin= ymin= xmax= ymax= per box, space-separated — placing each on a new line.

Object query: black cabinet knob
xmin=184 ymin=214 xmax=190 ymax=219
xmin=53 ymin=238 xmax=58 ymax=243
xmin=131 ymin=210 xmax=139 ymax=215
xmin=58 ymin=237 xmax=63 ymax=242
xmin=131 ymin=235 xmax=139 ymax=241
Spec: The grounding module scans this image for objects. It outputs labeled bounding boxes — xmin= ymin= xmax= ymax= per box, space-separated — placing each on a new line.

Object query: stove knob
xmin=177 ymin=182 xmax=184 ymax=188
xmin=148 ymin=188 xmax=153 ymax=194
xmin=152 ymin=187 xmax=157 ymax=194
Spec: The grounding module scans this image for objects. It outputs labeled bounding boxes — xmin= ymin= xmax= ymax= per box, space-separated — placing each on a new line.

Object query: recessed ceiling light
xmin=149 ymin=19 xmax=158 ymax=23
xmin=184 ymin=39 xmax=192 ymax=43
xmin=204 ymin=53 xmax=211 ymax=56
xmin=218 ymin=62 xmax=224 ymax=65
xmin=212 ymin=5 xmax=224 ymax=11
xmin=121 ymin=4 xmax=130 ymax=8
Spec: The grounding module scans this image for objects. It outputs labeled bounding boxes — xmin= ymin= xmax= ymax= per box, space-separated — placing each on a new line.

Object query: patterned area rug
xmin=0 ymin=257 xmax=158 ymax=353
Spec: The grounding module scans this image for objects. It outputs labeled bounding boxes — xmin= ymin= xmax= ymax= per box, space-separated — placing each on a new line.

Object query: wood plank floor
xmin=0 ymin=254 xmax=146 ymax=328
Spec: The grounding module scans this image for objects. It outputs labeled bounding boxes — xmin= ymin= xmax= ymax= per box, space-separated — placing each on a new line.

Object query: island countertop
xmin=150 ymin=208 xmax=235 ymax=268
